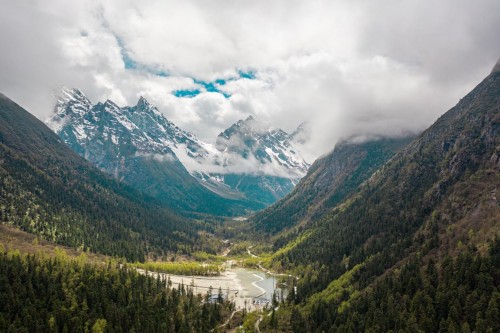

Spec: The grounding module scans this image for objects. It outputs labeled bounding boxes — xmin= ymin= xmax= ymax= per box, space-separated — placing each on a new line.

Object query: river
xmin=139 ymin=263 xmax=283 ymax=311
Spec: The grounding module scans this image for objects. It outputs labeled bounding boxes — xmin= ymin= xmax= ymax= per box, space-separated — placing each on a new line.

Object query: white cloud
xmin=174 ymin=145 xmax=306 ymax=179
xmin=1 ymin=0 xmax=500 ymax=161
xmin=134 ymin=152 xmax=176 ymax=163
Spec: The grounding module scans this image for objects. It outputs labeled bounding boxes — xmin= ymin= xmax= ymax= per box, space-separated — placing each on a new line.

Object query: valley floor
xmin=138 ymin=263 xmax=272 ymax=312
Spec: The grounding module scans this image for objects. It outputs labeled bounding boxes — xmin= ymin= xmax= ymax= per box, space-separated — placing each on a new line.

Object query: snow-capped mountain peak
xmin=215 ymin=116 xmax=309 ymax=177
xmin=46 ymin=88 xmax=92 ymax=133
xmin=45 ymin=88 xmax=311 ymax=213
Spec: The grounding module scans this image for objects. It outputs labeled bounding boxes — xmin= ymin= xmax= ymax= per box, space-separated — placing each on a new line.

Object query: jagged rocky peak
xmin=234 ymin=115 xmax=254 ymax=125
xmin=126 ymin=96 xmax=166 ymax=122
xmin=60 ymin=87 xmax=88 ymax=103
xmin=45 ymin=88 xmax=312 ymax=214
xmin=225 ymin=115 xmax=267 ymax=136
xmin=136 ymin=96 xmax=153 ymax=109
xmin=46 ymin=88 xmax=92 ymax=132
xmin=217 ymin=116 xmax=271 ymax=150
xmin=491 ymin=57 xmax=500 ymax=74
xmin=289 ymin=121 xmax=310 ymax=145
xmin=219 ymin=115 xmax=281 ymax=141
xmin=215 ymin=115 xmax=310 ymax=174
xmin=102 ymin=99 xmax=120 ymax=110
xmin=56 ymin=87 xmax=92 ymax=112
xmin=46 ymin=87 xmax=212 ymax=163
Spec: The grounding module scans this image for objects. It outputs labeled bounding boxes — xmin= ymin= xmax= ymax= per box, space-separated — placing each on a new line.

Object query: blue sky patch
xmin=192 ymin=79 xmax=231 ymax=98
xmin=115 ymin=35 xmax=169 ymax=77
xmin=173 ymin=89 xmax=201 ymax=98
xmin=116 ymin=36 xmax=138 ymax=70
xmin=172 ymin=71 xmax=257 ymax=99
xmin=194 ymin=79 xmax=219 ymax=93
xmin=172 ymin=78 xmax=230 ymax=98
xmin=238 ymin=69 xmax=256 ymax=79
xmin=115 ymin=36 xmax=255 ymax=99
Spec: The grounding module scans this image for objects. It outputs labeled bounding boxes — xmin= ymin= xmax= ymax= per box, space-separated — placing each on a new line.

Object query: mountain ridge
xmin=255 ymin=63 xmax=500 ymax=333
xmin=252 ymin=136 xmax=414 ymax=235
xmin=0 ymin=92 xmax=206 ymax=261
xmin=267 ymin=68 xmax=499 ymax=304
xmin=46 ymin=88 xmax=309 ymax=216
xmin=281 ymin=68 xmax=498 ymax=266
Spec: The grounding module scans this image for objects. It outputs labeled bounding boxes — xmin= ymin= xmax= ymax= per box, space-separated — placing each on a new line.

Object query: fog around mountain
xmin=1 ymin=1 xmax=500 ymax=160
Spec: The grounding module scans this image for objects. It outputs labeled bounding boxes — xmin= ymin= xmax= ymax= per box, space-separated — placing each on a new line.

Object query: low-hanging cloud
xmin=1 ymin=0 xmax=500 ymax=161
xmin=174 ymin=145 xmax=306 ymax=180
xmin=134 ymin=152 xmax=176 ymax=163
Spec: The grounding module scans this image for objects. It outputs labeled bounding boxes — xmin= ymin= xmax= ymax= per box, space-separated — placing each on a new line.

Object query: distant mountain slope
xmin=270 ymin=67 xmax=500 ymax=300
xmin=216 ymin=116 xmax=309 ymax=176
xmin=0 ymin=93 xmax=204 ymax=261
xmin=46 ymin=88 xmax=263 ymax=216
xmin=46 ymin=89 xmax=309 ymax=216
xmin=257 ymin=64 xmax=500 ymax=333
xmin=213 ymin=115 xmax=309 ymax=206
xmin=251 ymin=137 xmax=413 ymax=234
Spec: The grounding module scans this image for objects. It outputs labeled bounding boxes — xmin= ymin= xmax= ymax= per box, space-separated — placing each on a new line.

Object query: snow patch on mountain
xmin=46 ymin=88 xmax=310 ymax=203
xmin=214 ymin=115 xmax=310 ymax=178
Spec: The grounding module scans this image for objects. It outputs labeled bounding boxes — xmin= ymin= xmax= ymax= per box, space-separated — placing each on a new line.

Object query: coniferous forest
xmin=258 ymin=239 xmax=500 ymax=332
xmin=0 ymin=93 xmax=211 ymax=262
xmin=1 ymin=2 xmax=500 ymax=332
xmin=1 ymin=71 xmax=499 ymax=332
xmin=0 ymin=248 xmax=233 ymax=333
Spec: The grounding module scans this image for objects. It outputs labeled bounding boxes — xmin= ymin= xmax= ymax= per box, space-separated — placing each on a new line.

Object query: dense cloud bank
xmin=1 ymin=0 xmax=499 ymax=159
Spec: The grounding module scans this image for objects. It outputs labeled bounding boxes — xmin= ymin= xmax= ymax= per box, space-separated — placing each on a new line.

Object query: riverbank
xmin=137 ymin=266 xmax=271 ymax=312
xmin=247 ymin=246 xmax=299 ymax=281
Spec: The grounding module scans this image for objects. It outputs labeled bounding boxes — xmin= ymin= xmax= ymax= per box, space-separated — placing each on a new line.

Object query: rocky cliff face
xmin=216 ymin=115 xmax=309 ymax=176
xmin=210 ymin=115 xmax=309 ymax=206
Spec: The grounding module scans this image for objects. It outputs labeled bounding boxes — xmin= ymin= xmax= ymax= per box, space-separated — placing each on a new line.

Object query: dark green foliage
xmin=259 ymin=240 xmax=500 ymax=332
xmin=305 ymin=241 xmax=500 ymax=332
xmin=0 ymin=249 xmax=233 ymax=333
xmin=253 ymin=71 xmax=500 ymax=332
xmin=0 ymin=93 xmax=208 ymax=261
xmin=272 ymin=71 xmax=500 ymax=299
xmin=252 ymin=137 xmax=413 ymax=235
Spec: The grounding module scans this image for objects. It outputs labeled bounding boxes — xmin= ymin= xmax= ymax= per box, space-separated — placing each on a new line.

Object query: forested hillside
xmin=261 ymin=239 xmax=500 ymax=332
xmin=252 ymin=137 xmax=413 ymax=235
xmin=0 ymin=93 xmax=208 ymax=261
xmin=46 ymin=90 xmax=309 ymax=217
xmin=0 ymin=248 xmax=233 ymax=332
xmin=258 ymin=69 xmax=500 ymax=331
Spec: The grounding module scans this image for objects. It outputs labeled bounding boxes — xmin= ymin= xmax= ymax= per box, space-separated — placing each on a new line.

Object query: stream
xmin=140 ymin=263 xmax=285 ymax=311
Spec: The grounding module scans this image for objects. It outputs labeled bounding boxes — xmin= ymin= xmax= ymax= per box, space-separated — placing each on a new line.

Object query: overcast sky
xmin=1 ymin=0 xmax=499 ymax=160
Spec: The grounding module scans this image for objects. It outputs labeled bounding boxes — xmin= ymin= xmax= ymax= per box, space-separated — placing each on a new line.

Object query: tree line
xmin=0 ymin=247 xmax=234 ymax=332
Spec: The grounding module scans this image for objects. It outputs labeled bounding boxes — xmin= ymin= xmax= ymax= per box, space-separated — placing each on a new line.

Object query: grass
xmin=131 ymin=261 xmax=222 ymax=276
xmin=0 ymin=224 xmax=110 ymax=263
